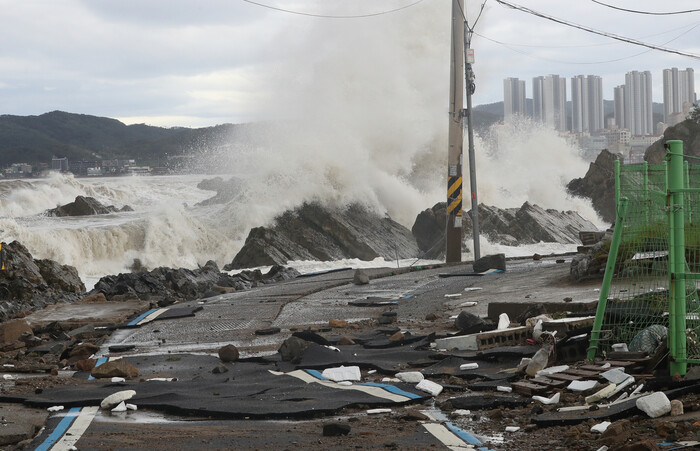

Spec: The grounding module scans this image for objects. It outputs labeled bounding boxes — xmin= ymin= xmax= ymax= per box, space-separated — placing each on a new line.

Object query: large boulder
xmin=412 ymin=201 xmax=597 ymax=259
xmin=567 ymin=149 xmax=621 ymax=224
xmin=645 ymin=119 xmax=700 ymax=164
xmin=0 ymin=241 xmax=85 ymax=321
xmin=226 ymin=203 xmax=419 ymax=269
xmin=46 ymin=196 xmax=132 ymax=217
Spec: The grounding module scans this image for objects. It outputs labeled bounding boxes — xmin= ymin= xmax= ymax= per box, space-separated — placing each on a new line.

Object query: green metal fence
xmin=588 ymin=141 xmax=700 ymax=376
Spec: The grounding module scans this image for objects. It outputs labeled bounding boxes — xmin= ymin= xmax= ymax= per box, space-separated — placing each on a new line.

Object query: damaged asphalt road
xmin=2 ymin=257 xmax=700 ymax=450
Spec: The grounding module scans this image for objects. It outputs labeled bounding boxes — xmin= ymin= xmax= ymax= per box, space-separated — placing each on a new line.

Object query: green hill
xmin=0 ymin=111 xmax=241 ymax=167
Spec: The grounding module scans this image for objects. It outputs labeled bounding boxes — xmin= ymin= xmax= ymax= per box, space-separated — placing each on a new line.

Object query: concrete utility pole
xmin=464 ymin=18 xmax=481 ymax=261
xmin=445 ymin=0 xmax=465 ymax=263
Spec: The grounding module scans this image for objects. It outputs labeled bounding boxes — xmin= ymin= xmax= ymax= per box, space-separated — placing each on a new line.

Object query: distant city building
xmin=622 ymin=70 xmax=653 ymax=136
xmin=503 ymin=77 xmax=527 ymax=121
xmin=532 ymin=74 xmax=566 ymax=131
xmin=663 ymin=67 xmax=696 ymax=123
xmin=571 ymin=75 xmax=604 ymax=133
xmin=613 ymin=85 xmax=626 ymax=129
xmin=51 ymin=156 xmax=69 ymax=172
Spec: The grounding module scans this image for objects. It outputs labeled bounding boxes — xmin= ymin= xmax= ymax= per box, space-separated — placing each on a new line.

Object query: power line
xmin=590 ymin=0 xmax=700 ymax=16
xmin=240 ymin=0 xmax=426 ymax=19
xmin=494 ymin=0 xmax=700 ymax=60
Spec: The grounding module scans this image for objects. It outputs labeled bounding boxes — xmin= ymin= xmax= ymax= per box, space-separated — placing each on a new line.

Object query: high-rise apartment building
xmin=622 ymin=71 xmax=653 ymax=136
xmin=503 ymin=77 xmax=527 ymax=121
xmin=663 ymin=67 xmax=696 ymax=123
xmin=532 ymin=75 xmax=566 ymax=131
xmin=571 ymin=75 xmax=604 ymax=133
xmin=613 ymin=85 xmax=625 ymax=129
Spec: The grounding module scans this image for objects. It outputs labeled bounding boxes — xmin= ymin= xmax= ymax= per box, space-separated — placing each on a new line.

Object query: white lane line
xmin=284 ymin=370 xmax=412 ymax=403
xmin=137 ymin=308 xmax=170 ymax=326
xmin=422 ymin=423 xmax=477 ymax=450
xmin=50 ymin=406 xmax=99 ymax=451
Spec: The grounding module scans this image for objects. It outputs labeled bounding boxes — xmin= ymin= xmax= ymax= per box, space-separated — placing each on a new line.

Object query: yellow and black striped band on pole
xmin=447 ymin=176 xmax=462 ymax=216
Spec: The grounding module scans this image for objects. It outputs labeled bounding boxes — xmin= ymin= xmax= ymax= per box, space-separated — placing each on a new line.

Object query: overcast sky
xmin=0 ymin=0 xmax=698 ymax=128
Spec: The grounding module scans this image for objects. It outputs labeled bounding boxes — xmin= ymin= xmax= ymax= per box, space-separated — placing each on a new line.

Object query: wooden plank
xmin=563 ymin=369 xmax=600 ymax=378
xmin=601 ymin=360 xmax=636 ymax=368
xmin=512 ymin=381 xmax=549 ymax=395
xmin=548 ymin=373 xmax=583 ymax=382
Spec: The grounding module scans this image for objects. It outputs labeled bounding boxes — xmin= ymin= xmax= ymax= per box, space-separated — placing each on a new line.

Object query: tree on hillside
xmin=689 ymin=103 xmax=700 ymax=124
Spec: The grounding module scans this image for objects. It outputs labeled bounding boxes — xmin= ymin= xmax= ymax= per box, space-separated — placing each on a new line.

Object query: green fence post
xmin=588 ymin=197 xmax=629 ymax=361
xmin=667 ymin=140 xmax=687 ymax=376
xmin=685 ymin=160 xmax=692 ymax=225
xmin=615 ymin=159 xmax=621 ymax=214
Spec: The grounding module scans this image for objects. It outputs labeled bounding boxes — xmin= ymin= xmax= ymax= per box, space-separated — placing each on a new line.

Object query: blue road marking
xmin=445 ymin=421 xmax=484 ymax=445
xmin=303 ymin=369 xmax=328 ymax=380
xmin=361 ymin=382 xmax=422 ymax=399
xmin=127 ymin=308 xmax=158 ymax=326
xmin=35 ymin=407 xmax=81 ymax=451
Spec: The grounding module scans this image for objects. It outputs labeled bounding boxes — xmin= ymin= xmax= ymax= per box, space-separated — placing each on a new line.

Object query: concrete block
xmin=416 ymin=379 xmax=443 ymax=396
xmin=601 ymin=368 xmax=629 ymax=385
xmin=100 ymin=390 xmax=136 ymax=409
xmin=434 ymin=326 xmax=530 ymax=351
xmin=636 ymin=392 xmax=671 ymax=418
xmin=670 ymin=399 xmax=684 ymax=416
xmin=322 ymin=366 xmax=361 ymax=382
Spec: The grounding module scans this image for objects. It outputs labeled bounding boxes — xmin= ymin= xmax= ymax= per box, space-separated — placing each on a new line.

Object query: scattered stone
xmin=337 ymin=337 xmax=356 ymax=346
xmin=403 ymin=411 xmax=430 ymax=421
xmin=388 ymin=331 xmax=404 ymax=342
xmin=381 ymin=311 xmax=397 ymax=317
xmin=473 ymin=253 xmax=506 ymax=273
xmin=68 ymin=343 xmax=100 ymax=362
xmin=532 ymin=253 xmax=542 ymax=261
xmin=79 ymin=292 xmax=107 ymax=303
xmin=100 ymin=390 xmax=136 ymax=409
xmin=91 ymin=359 xmax=139 ymax=379
xmin=0 ymin=319 xmax=33 ymax=343
xmin=377 ymin=316 xmax=394 ymax=325
xmin=329 ymin=319 xmax=348 ymax=328
xmin=212 ymin=364 xmax=229 ymax=374
xmin=636 ymin=392 xmax=671 ymax=418
xmin=425 ymin=313 xmax=441 ymax=321
xmin=279 ymin=336 xmax=309 ymax=362
xmin=563 ymin=297 xmax=572 ymax=303
xmin=75 ymin=359 xmax=97 ymax=372
xmin=655 ymin=421 xmax=676 ymax=437
xmin=218 ymin=344 xmax=240 ymax=362
xmin=353 ymin=269 xmax=370 ymax=285
xmin=323 ymin=423 xmax=351 ymax=437
xmin=109 ymin=344 xmax=136 ymax=353
xmin=669 ymin=399 xmax=684 ymax=416
xmin=454 ymin=311 xmax=493 ymax=334
xmin=556 ymin=259 xmax=565 ymax=264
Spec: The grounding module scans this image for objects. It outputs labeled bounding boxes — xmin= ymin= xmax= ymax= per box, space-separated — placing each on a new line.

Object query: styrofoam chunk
xmin=585 ymin=384 xmax=617 ymax=404
xmin=381 ymin=377 xmax=400 ymax=383
xmin=497 ymin=386 xmax=512 ymax=393
xmin=601 ymin=368 xmax=629 ymax=385
xmin=126 ymin=403 xmax=138 ymax=411
xmin=590 ymin=421 xmax=611 ymax=433
xmin=100 ymin=390 xmax=137 ymax=409
xmin=111 ymin=401 xmax=127 ymax=412
xmin=321 ymin=365 xmax=361 ymax=382
xmin=111 ymin=377 xmax=126 ymax=383
xmin=497 ymin=313 xmax=510 ymax=330
xmin=459 ymin=363 xmax=479 ymax=370
xmin=47 ymin=406 xmax=64 ymax=412
xmin=533 ymin=392 xmax=560 ymax=405
xmin=416 ymin=379 xmax=443 ymax=396
xmin=395 ymin=371 xmax=424 ymax=383
xmin=454 ymin=409 xmax=471 ymax=416
xmin=505 ymin=426 xmax=520 ymax=432
xmin=636 ymin=392 xmax=671 ymax=418
xmin=367 ymin=408 xmax=392 ymax=414
xmin=535 ymin=365 xmax=569 ymax=377
xmin=2 ymin=374 xmax=13 ymax=380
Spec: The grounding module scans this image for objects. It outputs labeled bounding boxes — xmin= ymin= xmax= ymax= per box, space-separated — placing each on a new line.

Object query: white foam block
xmin=395 ymin=371 xmax=424 ymax=383
xmin=111 ymin=401 xmax=127 ymax=412
xmin=636 ymin=392 xmax=671 ymax=418
xmin=321 ymin=366 xmax=361 ymax=382
xmin=591 ymin=421 xmax=611 ymax=433
xmin=567 ymin=380 xmax=598 ymax=392
xmin=459 ymin=363 xmax=479 ymax=370
xmin=416 ymin=379 xmax=443 ymax=396
xmin=100 ymin=390 xmax=136 ymax=410
xmin=497 ymin=386 xmax=512 ymax=393
xmin=367 ymin=408 xmax=392 ymax=414
xmin=533 ymin=392 xmax=560 ymax=405
xmin=505 ymin=426 xmax=520 ymax=432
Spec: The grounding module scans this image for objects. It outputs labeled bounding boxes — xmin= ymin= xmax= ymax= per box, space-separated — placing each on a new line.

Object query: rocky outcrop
xmin=645 ymin=119 xmax=700 ymax=164
xmin=0 ymin=241 xmax=85 ymax=322
xmin=569 ymin=230 xmax=613 ymax=282
xmin=567 ymin=149 xmax=621 ymax=224
xmin=92 ymin=262 xmax=299 ymax=302
xmin=46 ymin=196 xmax=133 ymax=217
xmin=226 ymin=203 xmax=419 ymax=270
xmin=412 ymin=202 xmax=598 ymax=259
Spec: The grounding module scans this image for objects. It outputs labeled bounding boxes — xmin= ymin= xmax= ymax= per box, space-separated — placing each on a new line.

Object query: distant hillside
xmin=0 ymin=111 xmax=242 ymax=167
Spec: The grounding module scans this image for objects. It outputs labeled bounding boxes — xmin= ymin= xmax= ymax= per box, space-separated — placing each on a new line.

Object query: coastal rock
xmin=644 ymin=119 xmax=700 ymax=164
xmin=412 ymin=202 xmax=597 ymax=258
xmin=226 ymin=203 xmax=419 ymax=269
xmin=0 ymin=241 xmax=85 ymax=322
xmin=567 ymin=149 xmax=621 ymax=224
xmin=46 ymin=195 xmax=132 ymax=217
xmin=196 ymin=177 xmax=243 ymax=206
